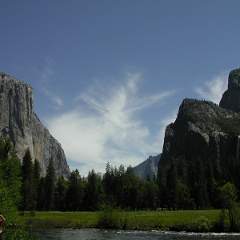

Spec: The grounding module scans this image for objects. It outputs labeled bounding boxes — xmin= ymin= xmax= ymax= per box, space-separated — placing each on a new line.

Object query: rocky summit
xmin=220 ymin=68 xmax=240 ymax=112
xmin=158 ymin=68 xmax=240 ymax=207
xmin=0 ymin=72 xmax=70 ymax=177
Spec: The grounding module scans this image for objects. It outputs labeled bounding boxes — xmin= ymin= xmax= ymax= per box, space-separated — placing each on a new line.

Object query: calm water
xmin=35 ymin=229 xmax=240 ymax=240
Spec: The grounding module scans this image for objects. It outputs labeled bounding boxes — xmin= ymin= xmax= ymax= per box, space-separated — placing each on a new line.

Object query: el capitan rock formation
xmin=0 ymin=72 xmax=70 ymax=177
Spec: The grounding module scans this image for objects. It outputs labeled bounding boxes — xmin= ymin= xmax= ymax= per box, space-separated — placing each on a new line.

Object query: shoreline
xmin=34 ymin=228 xmax=240 ymax=236
xmin=19 ymin=209 xmax=235 ymax=233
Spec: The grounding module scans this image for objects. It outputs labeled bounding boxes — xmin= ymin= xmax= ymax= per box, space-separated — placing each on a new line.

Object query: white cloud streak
xmin=46 ymin=73 xmax=175 ymax=175
xmin=43 ymin=88 xmax=64 ymax=109
xmin=40 ymin=58 xmax=64 ymax=109
xmin=195 ymin=73 xmax=228 ymax=104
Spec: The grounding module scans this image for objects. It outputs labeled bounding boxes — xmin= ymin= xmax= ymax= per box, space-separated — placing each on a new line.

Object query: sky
xmin=0 ymin=0 xmax=240 ymax=175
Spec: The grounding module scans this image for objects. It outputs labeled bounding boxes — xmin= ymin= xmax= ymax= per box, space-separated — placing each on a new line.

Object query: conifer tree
xmin=166 ymin=164 xmax=177 ymax=209
xmin=22 ymin=149 xmax=34 ymax=210
xmin=44 ymin=159 xmax=56 ymax=210
xmin=33 ymin=159 xmax=41 ymax=210
xmin=65 ymin=170 xmax=84 ymax=210
xmin=84 ymin=170 xmax=103 ymax=210
xmin=55 ymin=176 xmax=68 ymax=211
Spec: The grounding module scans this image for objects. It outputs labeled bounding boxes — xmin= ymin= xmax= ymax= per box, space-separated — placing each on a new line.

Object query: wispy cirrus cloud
xmin=39 ymin=57 xmax=64 ymax=109
xmin=46 ymin=73 xmax=175 ymax=175
xmin=195 ymin=72 xmax=228 ymax=104
xmin=43 ymin=88 xmax=64 ymax=108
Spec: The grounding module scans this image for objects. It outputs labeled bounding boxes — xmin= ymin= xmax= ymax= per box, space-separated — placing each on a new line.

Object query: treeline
xmin=158 ymin=161 xmax=240 ymax=211
xmin=21 ymin=155 xmax=159 ymax=211
xmin=21 ymin=149 xmax=240 ymax=212
xmin=2 ymin=138 xmax=239 ymax=213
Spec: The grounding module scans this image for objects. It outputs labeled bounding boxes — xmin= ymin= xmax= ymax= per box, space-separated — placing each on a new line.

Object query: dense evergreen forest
xmin=21 ymin=149 xmax=238 ymax=212
xmin=0 ymin=135 xmax=238 ymax=214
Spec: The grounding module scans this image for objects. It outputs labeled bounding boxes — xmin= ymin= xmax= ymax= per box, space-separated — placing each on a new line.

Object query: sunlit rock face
xmin=0 ymin=72 xmax=70 ymax=177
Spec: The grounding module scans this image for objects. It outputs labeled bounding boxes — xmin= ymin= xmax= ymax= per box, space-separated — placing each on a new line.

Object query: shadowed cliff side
xmin=158 ymin=68 xmax=240 ymax=208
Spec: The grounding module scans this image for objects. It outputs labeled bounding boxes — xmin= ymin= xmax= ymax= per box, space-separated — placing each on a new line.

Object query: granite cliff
xmin=0 ymin=72 xmax=70 ymax=177
xmin=158 ymin=68 xmax=240 ymax=208
xmin=133 ymin=154 xmax=161 ymax=180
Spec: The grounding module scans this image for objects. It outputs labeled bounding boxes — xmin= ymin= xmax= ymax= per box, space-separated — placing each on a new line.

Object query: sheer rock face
xmin=0 ymin=72 xmax=70 ymax=177
xmin=220 ymin=68 xmax=240 ymax=112
xmin=159 ymin=68 xmax=240 ymax=188
xmin=158 ymin=98 xmax=240 ymax=189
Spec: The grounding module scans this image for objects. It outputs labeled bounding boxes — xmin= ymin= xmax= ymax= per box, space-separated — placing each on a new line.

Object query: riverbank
xmin=19 ymin=210 xmax=225 ymax=232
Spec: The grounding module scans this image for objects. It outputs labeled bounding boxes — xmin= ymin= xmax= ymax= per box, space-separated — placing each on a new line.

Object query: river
xmin=35 ymin=229 xmax=240 ymax=240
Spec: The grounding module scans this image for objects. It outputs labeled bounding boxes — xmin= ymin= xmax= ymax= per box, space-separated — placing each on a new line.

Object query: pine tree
xmin=84 ymin=170 xmax=103 ymax=210
xmin=55 ymin=176 xmax=68 ymax=211
xmin=103 ymin=162 xmax=114 ymax=204
xmin=65 ymin=170 xmax=84 ymax=210
xmin=32 ymin=159 xmax=41 ymax=209
xmin=195 ymin=159 xmax=208 ymax=208
xmin=0 ymin=137 xmax=22 ymax=217
xmin=44 ymin=159 xmax=56 ymax=210
xmin=37 ymin=177 xmax=46 ymax=210
xmin=22 ymin=149 xmax=34 ymax=210
xmin=166 ymin=164 xmax=177 ymax=210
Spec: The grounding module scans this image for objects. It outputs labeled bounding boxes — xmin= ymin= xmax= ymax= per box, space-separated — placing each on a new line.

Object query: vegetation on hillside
xmin=0 ymin=138 xmax=35 ymax=239
xmin=1 ymin=134 xmax=240 ymax=232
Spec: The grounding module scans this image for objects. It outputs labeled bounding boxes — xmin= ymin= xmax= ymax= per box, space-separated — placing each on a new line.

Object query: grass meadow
xmin=19 ymin=209 xmax=223 ymax=232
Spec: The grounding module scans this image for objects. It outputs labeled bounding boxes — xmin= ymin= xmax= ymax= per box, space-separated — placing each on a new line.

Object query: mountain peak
xmin=220 ymin=68 xmax=240 ymax=112
xmin=228 ymin=68 xmax=240 ymax=90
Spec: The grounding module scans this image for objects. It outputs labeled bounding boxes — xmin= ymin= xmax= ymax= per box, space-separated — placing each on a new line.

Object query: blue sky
xmin=0 ymin=0 xmax=239 ymax=174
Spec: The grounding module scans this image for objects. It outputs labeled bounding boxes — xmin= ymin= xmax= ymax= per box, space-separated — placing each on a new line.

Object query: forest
xmin=15 ymin=143 xmax=240 ymax=213
xmin=1 ymin=135 xmax=240 ymax=236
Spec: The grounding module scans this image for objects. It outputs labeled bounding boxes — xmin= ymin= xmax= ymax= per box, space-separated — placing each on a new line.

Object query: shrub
xmin=97 ymin=207 xmax=125 ymax=229
xmin=191 ymin=216 xmax=211 ymax=232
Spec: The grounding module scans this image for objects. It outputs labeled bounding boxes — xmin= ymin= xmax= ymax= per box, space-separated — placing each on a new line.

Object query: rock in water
xmin=220 ymin=68 xmax=240 ymax=112
xmin=0 ymin=72 xmax=70 ymax=177
xmin=133 ymin=154 xmax=161 ymax=180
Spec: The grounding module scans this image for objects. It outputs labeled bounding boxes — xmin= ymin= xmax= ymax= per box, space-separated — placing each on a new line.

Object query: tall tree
xmin=37 ymin=177 xmax=46 ymax=210
xmin=44 ymin=159 xmax=56 ymax=210
xmin=22 ymin=149 xmax=34 ymax=210
xmin=103 ymin=162 xmax=114 ymax=204
xmin=33 ymin=159 xmax=40 ymax=210
xmin=195 ymin=159 xmax=209 ymax=208
xmin=65 ymin=170 xmax=84 ymax=210
xmin=0 ymin=137 xmax=22 ymax=221
xmin=84 ymin=170 xmax=103 ymax=210
xmin=55 ymin=176 xmax=68 ymax=211
xmin=166 ymin=164 xmax=177 ymax=210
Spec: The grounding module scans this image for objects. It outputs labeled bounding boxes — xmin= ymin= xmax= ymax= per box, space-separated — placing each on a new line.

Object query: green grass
xmin=19 ymin=210 xmax=222 ymax=231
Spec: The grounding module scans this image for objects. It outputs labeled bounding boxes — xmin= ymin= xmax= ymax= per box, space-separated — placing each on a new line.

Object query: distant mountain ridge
xmin=133 ymin=154 xmax=161 ymax=180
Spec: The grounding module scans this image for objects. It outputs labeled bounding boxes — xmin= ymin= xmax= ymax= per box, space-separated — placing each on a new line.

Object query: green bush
xmin=97 ymin=207 xmax=126 ymax=229
xmin=3 ymin=227 xmax=36 ymax=240
xmin=191 ymin=216 xmax=211 ymax=232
